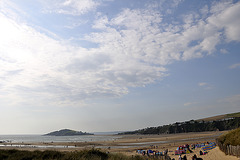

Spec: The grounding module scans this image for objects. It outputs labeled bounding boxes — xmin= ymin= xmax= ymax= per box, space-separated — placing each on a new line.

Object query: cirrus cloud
xmin=229 ymin=63 xmax=240 ymax=69
xmin=40 ymin=0 xmax=100 ymax=15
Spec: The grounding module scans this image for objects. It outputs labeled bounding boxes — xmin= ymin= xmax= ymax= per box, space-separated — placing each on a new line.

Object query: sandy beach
xmin=0 ymin=131 xmax=239 ymax=160
xmin=169 ymin=146 xmax=238 ymax=160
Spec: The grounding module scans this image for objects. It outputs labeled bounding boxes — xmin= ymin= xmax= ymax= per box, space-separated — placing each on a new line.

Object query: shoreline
xmin=0 ymin=131 xmax=224 ymax=151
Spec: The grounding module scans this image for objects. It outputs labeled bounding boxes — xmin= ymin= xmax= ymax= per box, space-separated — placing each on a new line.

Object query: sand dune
xmin=169 ymin=147 xmax=238 ymax=160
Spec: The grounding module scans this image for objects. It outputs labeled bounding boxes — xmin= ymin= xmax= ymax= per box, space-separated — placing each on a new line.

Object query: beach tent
xmin=202 ymin=143 xmax=216 ymax=151
xmin=175 ymin=149 xmax=186 ymax=155
xmin=186 ymin=149 xmax=191 ymax=154
xmin=148 ymin=149 xmax=154 ymax=153
xmin=195 ymin=143 xmax=205 ymax=148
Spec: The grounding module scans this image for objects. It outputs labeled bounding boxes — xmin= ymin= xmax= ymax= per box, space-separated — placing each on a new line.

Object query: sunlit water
xmin=0 ymin=135 xmax=166 ymax=149
xmin=0 ymin=135 xmax=121 ymax=143
xmin=0 ymin=135 xmax=140 ymax=149
xmin=0 ymin=134 xmax=217 ymax=149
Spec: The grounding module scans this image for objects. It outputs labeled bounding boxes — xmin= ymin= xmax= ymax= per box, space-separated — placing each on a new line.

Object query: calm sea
xmin=0 ymin=135 xmax=121 ymax=143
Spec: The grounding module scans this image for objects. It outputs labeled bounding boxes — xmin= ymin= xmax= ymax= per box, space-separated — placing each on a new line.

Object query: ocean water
xmin=0 ymin=135 xmax=139 ymax=149
xmin=0 ymin=134 xmax=165 ymax=149
xmin=0 ymin=135 xmax=121 ymax=143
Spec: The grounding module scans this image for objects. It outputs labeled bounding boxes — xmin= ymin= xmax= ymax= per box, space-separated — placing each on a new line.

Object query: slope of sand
xmin=201 ymin=147 xmax=239 ymax=160
xmin=169 ymin=147 xmax=239 ymax=160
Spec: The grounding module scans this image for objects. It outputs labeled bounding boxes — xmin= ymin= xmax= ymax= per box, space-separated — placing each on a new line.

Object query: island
xmin=44 ymin=129 xmax=94 ymax=136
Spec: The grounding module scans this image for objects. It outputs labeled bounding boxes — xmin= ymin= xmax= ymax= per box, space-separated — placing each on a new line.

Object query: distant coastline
xmin=44 ymin=129 xmax=93 ymax=136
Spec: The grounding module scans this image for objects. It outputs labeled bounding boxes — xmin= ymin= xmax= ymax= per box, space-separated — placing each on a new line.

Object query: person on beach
xmin=192 ymin=154 xmax=197 ymax=160
xmin=164 ymin=148 xmax=168 ymax=155
xmin=183 ymin=155 xmax=187 ymax=160
xmin=178 ymin=155 xmax=182 ymax=160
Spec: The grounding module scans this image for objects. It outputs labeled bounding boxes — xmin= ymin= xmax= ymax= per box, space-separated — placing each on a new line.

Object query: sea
xmin=0 ymin=134 xmax=121 ymax=143
xmin=0 ymin=134 xmax=170 ymax=149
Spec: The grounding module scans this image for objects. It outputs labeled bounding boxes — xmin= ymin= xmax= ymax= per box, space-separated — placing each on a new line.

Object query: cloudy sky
xmin=0 ymin=0 xmax=240 ymax=134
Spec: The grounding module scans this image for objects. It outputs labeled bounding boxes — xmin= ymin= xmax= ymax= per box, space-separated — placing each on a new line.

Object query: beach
xmin=0 ymin=131 xmax=239 ymax=160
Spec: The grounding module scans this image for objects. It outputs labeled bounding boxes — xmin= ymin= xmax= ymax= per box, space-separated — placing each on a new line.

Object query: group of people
xmin=173 ymin=142 xmax=213 ymax=160
xmin=136 ymin=142 xmax=214 ymax=159
xmin=136 ymin=148 xmax=169 ymax=157
xmin=176 ymin=144 xmax=191 ymax=150
xmin=176 ymin=143 xmax=205 ymax=151
xmin=175 ymin=144 xmax=193 ymax=155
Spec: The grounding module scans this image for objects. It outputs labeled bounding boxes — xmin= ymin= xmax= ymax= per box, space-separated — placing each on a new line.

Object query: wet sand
xmin=0 ymin=131 xmax=238 ymax=160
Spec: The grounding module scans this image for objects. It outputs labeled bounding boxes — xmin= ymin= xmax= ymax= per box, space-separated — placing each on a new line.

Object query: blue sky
xmin=0 ymin=0 xmax=240 ymax=134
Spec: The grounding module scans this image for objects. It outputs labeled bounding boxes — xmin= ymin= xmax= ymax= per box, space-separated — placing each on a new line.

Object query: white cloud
xmin=198 ymin=82 xmax=208 ymax=87
xmin=220 ymin=49 xmax=228 ymax=54
xmin=200 ymin=5 xmax=209 ymax=17
xmin=208 ymin=1 xmax=240 ymax=42
xmin=40 ymin=0 xmax=100 ymax=15
xmin=198 ymin=82 xmax=212 ymax=90
xmin=210 ymin=1 xmax=233 ymax=14
xmin=229 ymin=63 xmax=240 ymax=69
xmin=146 ymin=0 xmax=183 ymax=15
xmin=0 ymin=0 xmax=28 ymax=19
xmin=184 ymin=102 xmax=197 ymax=106
xmin=0 ymin=1 xmax=239 ymax=107
xmin=87 ymin=1 xmax=240 ymax=65
xmin=64 ymin=19 xmax=88 ymax=29
xmin=0 ymin=10 xmax=167 ymax=107
xmin=0 ymin=12 xmax=80 ymax=106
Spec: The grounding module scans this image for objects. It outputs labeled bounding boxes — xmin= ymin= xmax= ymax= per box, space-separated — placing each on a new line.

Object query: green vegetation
xmin=44 ymin=129 xmax=93 ymax=136
xmin=0 ymin=149 xmax=167 ymax=160
xmin=227 ymin=112 xmax=240 ymax=118
xmin=217 ymin=127 xmax=240 ymax=146
xmin=120 ymin=117 xmax=240 ymax=135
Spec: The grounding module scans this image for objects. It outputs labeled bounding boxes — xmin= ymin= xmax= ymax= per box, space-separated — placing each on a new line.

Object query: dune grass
xmin=0 ymin=148 xmax=154 ymax=160
xmin=217 ymin=127 xmax=240 ymax=146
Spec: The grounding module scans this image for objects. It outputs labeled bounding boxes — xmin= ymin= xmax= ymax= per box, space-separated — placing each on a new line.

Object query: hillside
xmin=197 ymin=112 xmax=240 ymax=122
xmin=44 ymin=129 xmax=94 ymax=136
xmin=120 ymin=112 xmax=240 ymax=135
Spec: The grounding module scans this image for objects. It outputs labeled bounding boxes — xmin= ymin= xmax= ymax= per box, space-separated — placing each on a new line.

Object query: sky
xmin=0 ymin=0 xmax=240 ymax=134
